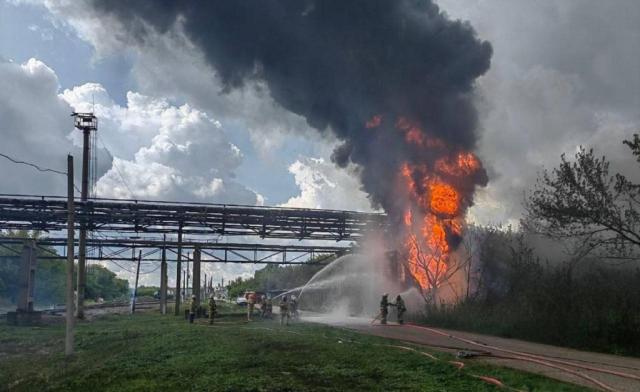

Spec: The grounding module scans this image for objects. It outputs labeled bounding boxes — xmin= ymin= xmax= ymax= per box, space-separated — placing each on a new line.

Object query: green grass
xmin=0 ymin=307 xmax=590 ymax=392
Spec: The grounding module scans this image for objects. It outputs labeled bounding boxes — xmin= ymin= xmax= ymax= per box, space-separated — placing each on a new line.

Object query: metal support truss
xmin=0 ymin=237 xmax=352 ymax=265
xmin=0 ymin=195 xmax=386 ymax=240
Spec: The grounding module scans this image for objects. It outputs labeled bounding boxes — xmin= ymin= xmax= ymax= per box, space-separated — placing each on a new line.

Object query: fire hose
xmin=405 ymin=323 xmax=640 ymax=392
xmin=232 ymin=320 xmax=635 ymax=391
xmin=240 ymin=323 xmax=532 ymax=391
xmin=370 ymin=312 xmax=382 ymax=325
xmin=385 ymin=344 xmax=526 ymax=392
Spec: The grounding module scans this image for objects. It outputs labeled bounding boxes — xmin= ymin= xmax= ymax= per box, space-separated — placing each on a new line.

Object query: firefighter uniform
xmin=395 ymin=295 xmax=407 ymax=325
xmin=189 ymin=295 xmax=197 ymax=324
xmin=265 ymin=299 xmax=273 ymax=318
xmin=208 ymin=295 xmax=217 ymax=325
xmin=260 ymin=295 xmax=267 ymax=318
xmin=279 ymin=296 xmax=290 ymax=326
xmin=290 ymin=295 xmax=299 ymax=320
xmin=380 ymin=294 xmax=389 ymax=324
xmin=247 ymin=292 xmax=256 ymax=321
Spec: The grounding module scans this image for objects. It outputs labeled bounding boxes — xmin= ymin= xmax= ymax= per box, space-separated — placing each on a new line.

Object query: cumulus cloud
xmin=282 ymin=157 xmax=373 ymax=212
xmin=40 ymin=1 xmax=324 ymax=159
xmin=25 ymin=0 xmax=640 ymax=226
xmin=0 ymin=56 xmax=265 ymax=286
xmin=62 ymin=83 xmax=262 ymax=204
xmin=0 ymin=58 xmax=79 ymax=195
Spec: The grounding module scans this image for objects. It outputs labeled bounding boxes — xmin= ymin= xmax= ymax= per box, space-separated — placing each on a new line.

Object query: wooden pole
xmin=131 ymin=250 xmax=142 ymax=314
xmin=65 ymin=155 xmax=75 ymax=356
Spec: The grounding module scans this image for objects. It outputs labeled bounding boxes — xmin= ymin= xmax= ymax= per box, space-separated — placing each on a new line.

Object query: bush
xmin=421 ymin=231 xmax=640 ymax=356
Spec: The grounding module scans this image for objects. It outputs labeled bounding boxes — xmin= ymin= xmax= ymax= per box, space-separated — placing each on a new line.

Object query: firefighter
xmin=265 ymin=297 xmax=273 ymax=319
xmin=380 ymin=293 xmax=389 ymax=325
xmin=279 ymin=295 xmax=290 ymax=326
xmin=246 ymin=292 xmax=256 ymax=321
xmin=394 ymin=294 xmax=407 ymax=325
xmin=189 ymin=295 xmax=197 ymax=324
xmin=260 ymin=294 xmax=268 ymax=318
xmin=290 ymin=295 xmax=299 ymax=321
xmin=208 ymin=294 xmax=217 ymax=325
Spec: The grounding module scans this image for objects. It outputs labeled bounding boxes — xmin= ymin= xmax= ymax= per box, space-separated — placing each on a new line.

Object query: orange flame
xmin=397 ymin=117 xmax=445 ymax=148
xmin=392 ymin=120 xmax=482 ymax=291
xmin=435 ymin=152 xmax=481 ymax=177
xmin=365 ymin=114 xmax=382 ymax=129
xmin=360 ymin=114 xmax=482 ymax=291
xmin=428 ymin=182 xmax=459 ymax=216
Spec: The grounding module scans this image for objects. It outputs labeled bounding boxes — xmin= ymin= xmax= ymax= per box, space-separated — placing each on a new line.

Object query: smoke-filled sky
xmin=1 ymin=0 xmax=639 ymax=284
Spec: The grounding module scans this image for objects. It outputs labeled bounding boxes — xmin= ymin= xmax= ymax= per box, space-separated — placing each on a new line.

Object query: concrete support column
xmin=174 ymin=227 xmax=183 ymax=316
xmin=160 ymin=246 xmax=167 ymax=315
xmin=76 ymin=128 xmax=90 ymax=319
xmin=192 ymin=247 xmax=201 ymax=310
xmin=17 ymin=240 xmax=37 ymax=312
xmin=65 ymin=154 xmax=75 ymax=355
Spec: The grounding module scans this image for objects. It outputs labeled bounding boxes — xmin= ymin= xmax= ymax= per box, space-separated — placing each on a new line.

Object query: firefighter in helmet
xmin=208 ymin=294 xmax=217 ymax=325
xmin=279 ymin=295 xmax=290 ymax=326
xmin=380 ymin=293 xmax=390 ymax=324
xmin=189 ymin=295 xmax=197 ymax=324
xmin=394 ymin=294 xmax=407 ymax=325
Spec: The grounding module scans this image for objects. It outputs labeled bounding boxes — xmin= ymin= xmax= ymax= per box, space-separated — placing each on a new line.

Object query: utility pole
xmin=193 ymin=247 xmax=201 ymax=310
xmin=72 ymin=112 xmax=97 ymax=319
xmin=160 ymin=234 xmax=167 ymax=315
xmin=65 ymin=155 xmax=75 ymax=356
xmin=174 ymin=227 xmax=183 ymax=316
xmin=131 ymin=250 xmax=142 ymax=314
xmin=186 ymin=252 xmax=190 ymax=298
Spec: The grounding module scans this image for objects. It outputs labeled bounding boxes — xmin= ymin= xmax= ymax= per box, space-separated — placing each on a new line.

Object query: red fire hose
xmin=406 ymin=324 xmax=640 ymax=392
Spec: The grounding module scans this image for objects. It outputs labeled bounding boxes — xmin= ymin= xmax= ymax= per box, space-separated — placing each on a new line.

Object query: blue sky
xmin=1 ymin=0 xmax=638 ymax=284
xmin=0 ymin=0 xmax=336 ymax=207
xmin=2 ymin=0 xmax=639 ymax=221
xmin=0 ymin=1 xmax=134 ymax=104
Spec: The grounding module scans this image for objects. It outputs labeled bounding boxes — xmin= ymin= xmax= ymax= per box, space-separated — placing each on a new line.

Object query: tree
xmin=226 ymin=256 xmax=332 ymax=298
xmin=85 ymin=265 xmax=129 ymax=301
xmin=1 ymin=231 xmax=129 ymax=305
xmin=524 ymin=136 xmax=640 ymax=261
xmin=0 ymin=231 xmax=66 ymax=305
xmin=406 ymin=235 xmax=471 ymax=305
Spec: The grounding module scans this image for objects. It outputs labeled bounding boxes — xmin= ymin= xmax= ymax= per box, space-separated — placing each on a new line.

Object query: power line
xmin=96 ymin=135 xmax=136 ymax=198
xmin=0 ymin=152 xmax=82 ymax=194
xmin=0 ymin=152 xmax=67 ymax=175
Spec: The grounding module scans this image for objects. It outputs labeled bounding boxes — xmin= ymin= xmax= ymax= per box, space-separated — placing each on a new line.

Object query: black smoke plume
xmin=87 ymin=0 xmax=492 ymax=213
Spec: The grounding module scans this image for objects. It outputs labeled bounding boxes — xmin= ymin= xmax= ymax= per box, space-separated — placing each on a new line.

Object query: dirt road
xmin=304 ymin=314 xmax=640 ymax=392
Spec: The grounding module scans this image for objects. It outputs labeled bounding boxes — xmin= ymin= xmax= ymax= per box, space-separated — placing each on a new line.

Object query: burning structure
xmin=394 ymin=120 xmax=487 ymax=301
xmin=81 ymin=0 xmax=492 ymax=301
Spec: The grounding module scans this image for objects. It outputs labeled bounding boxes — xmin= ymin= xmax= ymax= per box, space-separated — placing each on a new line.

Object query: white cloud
xmin=60 ymin=83 xmax=261 ymax=204
xmin=0 ymin=57 xmax=265 ymax=286
xmin=0 ymin=58 xmax=78 ymax=195
xmin=40 ymin=2 xmax=329 ymax=159
xmin=282 ymin=157 xmax=374 ymax=212
xmin=125 ymin=24 xmax=326 ymax=160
